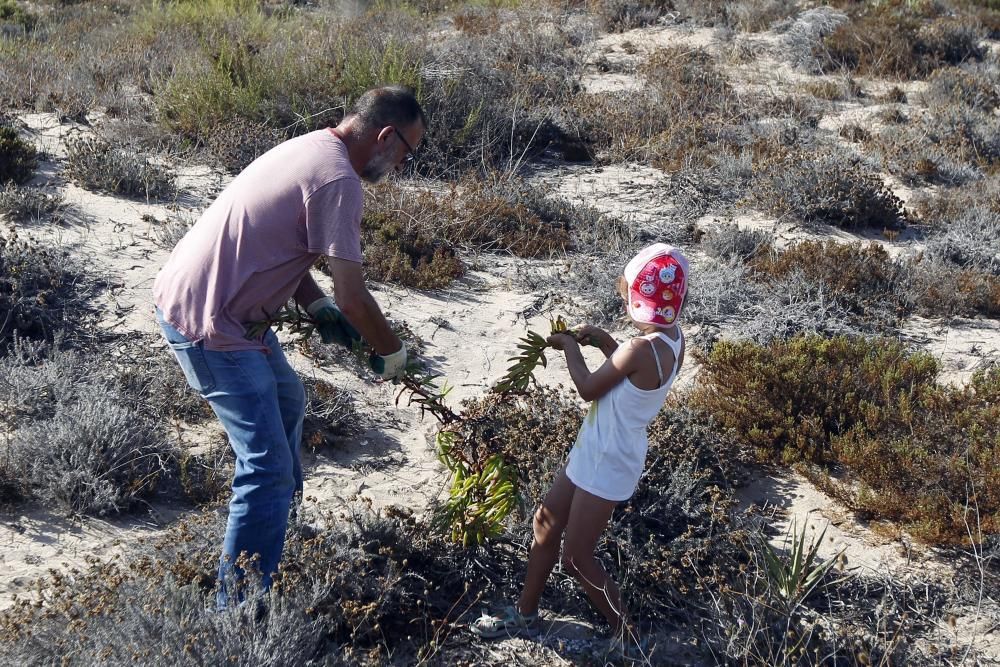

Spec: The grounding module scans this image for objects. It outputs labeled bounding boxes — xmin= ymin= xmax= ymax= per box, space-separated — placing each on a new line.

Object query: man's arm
xmin=294 ymin=272 xmax=325 ymax=309
xmin=325 ymin=257 xmax=400 ymax=355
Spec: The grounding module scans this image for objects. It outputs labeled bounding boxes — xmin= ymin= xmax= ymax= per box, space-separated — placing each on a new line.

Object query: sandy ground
xmin=2 ymin=14 xmax=998 ymax=664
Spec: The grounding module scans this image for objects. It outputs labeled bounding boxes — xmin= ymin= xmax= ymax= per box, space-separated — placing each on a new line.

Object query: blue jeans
xmin=155 ymin=309 xmax=305 ymax=608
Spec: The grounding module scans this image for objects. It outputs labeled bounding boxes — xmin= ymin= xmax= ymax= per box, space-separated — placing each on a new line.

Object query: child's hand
xmin=574 ymin=324 xmax=606 ymax=346
xmin=546 ymin=333 xmax=577 ymax=351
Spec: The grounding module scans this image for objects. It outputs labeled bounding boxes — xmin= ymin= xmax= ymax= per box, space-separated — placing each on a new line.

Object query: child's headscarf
xmin=623 ymin=243 xmax=689 ymax=327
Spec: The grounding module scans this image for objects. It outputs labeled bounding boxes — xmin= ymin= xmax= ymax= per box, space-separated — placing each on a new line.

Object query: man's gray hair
xmin=349 ymin=85 xmax=426 ymax=132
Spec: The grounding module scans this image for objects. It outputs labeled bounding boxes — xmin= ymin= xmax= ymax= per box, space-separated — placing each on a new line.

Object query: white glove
xmin=306 ymin=296 xmax=337 ymax=316
xmin=370 ymin=345 xmax=407 ymax=381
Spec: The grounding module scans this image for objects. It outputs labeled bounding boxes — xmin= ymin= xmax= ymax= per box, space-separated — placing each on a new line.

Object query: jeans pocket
xmin=168 ymin=339 xmax=217 ymax=394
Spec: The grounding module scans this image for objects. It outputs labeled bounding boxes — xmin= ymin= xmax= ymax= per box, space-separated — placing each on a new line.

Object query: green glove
xmin=307 ymin=297 xmax=361 ymax=349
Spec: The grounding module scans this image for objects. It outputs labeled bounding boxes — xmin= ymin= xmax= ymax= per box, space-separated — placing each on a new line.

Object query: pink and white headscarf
xmin=623 ymin=243 xmax=689 ymax=327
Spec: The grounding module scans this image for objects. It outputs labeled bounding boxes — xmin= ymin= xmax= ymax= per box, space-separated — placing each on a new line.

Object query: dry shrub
xmin=751 ymin=241 xmax=906 ymax=321
xmin=0 ymin=228 xmax=82 ymax=348
xmin=0 ymin=0 xmax=37 ymax=33
xmin=454 ymin=388 xmax=754 ymax=630
xmin=302 ymin=376 xmax=362 ymax=450
xmin=923 ymin=65 xmax=1000 ymax=112
xmin=923 ymin=206 xmax=1000 ymax=275
xmin=0 ymin=184 xmax=64 ymax=223
xmin=0 ymin=338 xmax=183 ymax=515
xmin=456 ymin=387 xmax=584 ymax=507
xmin=820 ymin=5 xmax=985 ymax=78
xmin=839 ymin=123 xmax=871 ymax=142
xmin=863 ymin=112 xmax=987 ymax=186
xmin=690 ymin=335 xmax=999 ymax=544
xmin=921 ymin=103 xmax=1000 ymax=168
xmin=914 ymin=174 xmax=1000 ymax=223
xmin=751 ymin=149 xmax=906 ymax=230
xmin=902 ymin=255 xmax=1000 ymax=318
xmin=205 ymin=116 xmax=284 ymax=174
xmin=590 ymin=0 xmax=672 ymax=31
xmin=64 ymin=136 xmax=175 ymax=200
xmin=674 ymin=0 xmax=800 ymax=31
xmin=360 ymin=176 xmax=616 ymax=290
xmin=0 ymin=125 xmax=37 ymax=185
xmin=569 ymin=46 xmax=786 ymax=170
xmin=452 ymin=7 xmax=501 ymax=34
xmin=403 ymin=7 xmax=588 ymax=176
xmin=778 ymin=6 xmax=849 ymax=72
xmin=0 ymin=509 xmax=485 ymax=666
xmin=698 ymin=221 xmax=772 ymax=262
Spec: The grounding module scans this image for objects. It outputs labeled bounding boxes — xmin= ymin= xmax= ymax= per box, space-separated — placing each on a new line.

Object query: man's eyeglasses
xmin=392 ymin=126 xmax=416 ymax=163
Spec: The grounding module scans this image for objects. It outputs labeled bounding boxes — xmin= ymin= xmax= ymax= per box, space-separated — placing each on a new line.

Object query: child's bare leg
xmin=517 ymin=467 xmax=575 ymax=616
xmin=561 ymin=488 xmax=629 ymax=634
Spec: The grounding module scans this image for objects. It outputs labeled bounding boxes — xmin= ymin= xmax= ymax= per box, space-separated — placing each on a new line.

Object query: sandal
xmin=469 ymin=605 xmax=540 ymax=639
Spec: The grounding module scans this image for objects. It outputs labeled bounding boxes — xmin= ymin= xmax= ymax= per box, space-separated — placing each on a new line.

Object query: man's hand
xmin=369 ymin=345 xmax=408 ymax=381
xmin=307 ymin=296 xmax=362 ymax=349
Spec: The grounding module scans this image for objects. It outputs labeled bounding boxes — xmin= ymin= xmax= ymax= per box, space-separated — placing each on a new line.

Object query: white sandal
xmin=469 ymin=605 xmax=540 ymax=639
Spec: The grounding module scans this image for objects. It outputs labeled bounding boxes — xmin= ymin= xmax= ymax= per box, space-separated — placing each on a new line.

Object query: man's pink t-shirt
xmin=153 ymin=129 xmax=363 ymax=352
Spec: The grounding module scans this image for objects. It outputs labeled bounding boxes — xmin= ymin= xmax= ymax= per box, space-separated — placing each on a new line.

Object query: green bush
xmin=690 ymin=335 xmax=999 ymax=544
xmin=0 ymin=0 xmax=36 ymax=32
xmin=361 ymin=211 xmax=466 ymax=289
xmin=0 ymin=126 xmax=37 ymax=185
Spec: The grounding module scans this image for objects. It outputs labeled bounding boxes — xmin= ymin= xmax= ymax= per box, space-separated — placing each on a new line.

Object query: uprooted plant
xmin=247 ymin=307 xmax=586 ymax=547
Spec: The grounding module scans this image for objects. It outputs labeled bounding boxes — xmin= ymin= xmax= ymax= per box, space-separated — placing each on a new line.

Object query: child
xmin=471 ymin=243 xmax=689 ymax=657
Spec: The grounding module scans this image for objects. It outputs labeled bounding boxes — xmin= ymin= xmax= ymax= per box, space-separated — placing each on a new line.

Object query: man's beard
xmin=360 ymin=149 xmax=395 ymax=183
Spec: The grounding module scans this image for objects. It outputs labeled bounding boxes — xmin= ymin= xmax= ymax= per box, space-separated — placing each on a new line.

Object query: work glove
xmin=307 ymin=297 xmax=361 ymax=349
xmin=369 ymin=345 xmax=407 ymax=381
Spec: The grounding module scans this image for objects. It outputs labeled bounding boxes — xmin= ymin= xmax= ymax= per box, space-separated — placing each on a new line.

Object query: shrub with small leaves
xmin=690 ymin=334 xmax=999 ymax=543
xmin=0 ymin=125 xmax=37 ymax=185
xmin=65 ymin=136 xmax=175 ymax=200
xmin=361 ymin=211 xmax=465 ymax=289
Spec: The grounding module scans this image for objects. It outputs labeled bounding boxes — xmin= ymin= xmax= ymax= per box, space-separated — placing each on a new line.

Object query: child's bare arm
xmin=548 ymin=333 xmax=639 ymax=402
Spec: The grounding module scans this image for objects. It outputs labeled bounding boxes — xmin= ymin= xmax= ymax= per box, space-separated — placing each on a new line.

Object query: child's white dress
xmin=565 ymin=330 xmax=682 ymax=501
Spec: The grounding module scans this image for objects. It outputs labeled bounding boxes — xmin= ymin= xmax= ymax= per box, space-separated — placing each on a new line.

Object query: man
xmin=153 ymin=85 xmax=425 ymax=607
